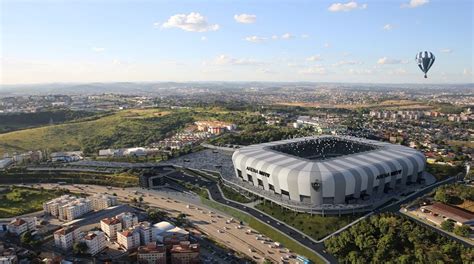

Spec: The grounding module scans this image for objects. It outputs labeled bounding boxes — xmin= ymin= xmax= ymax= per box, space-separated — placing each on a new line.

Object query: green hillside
xmin=0 ymin=108 xmax=192 ymax=156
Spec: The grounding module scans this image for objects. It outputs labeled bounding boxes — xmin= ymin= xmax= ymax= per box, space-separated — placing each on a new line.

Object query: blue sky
xmin=1 ymin=0 xmax=472 ymax=84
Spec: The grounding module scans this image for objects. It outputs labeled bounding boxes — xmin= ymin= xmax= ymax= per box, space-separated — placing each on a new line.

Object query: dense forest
xmin=0 ymin=109 xmax=96 ymax=133
xmin=324 ymin=213 xmax=473 ymax=264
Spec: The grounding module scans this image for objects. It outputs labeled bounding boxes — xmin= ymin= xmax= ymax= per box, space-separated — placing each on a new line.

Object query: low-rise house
xmin=137 ymin=243 xmax=166 ymax=264
xmin=83 ymin=231 xmax=106 ymax=256
xmin=170 ymin=241 xmax=200 ymax=264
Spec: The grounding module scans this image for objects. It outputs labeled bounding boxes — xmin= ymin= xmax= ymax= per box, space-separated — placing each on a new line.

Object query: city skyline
xmin=1 ymin=0 xmax=473 ymax=84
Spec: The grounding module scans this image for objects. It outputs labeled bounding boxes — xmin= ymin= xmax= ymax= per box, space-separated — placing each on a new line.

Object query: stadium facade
xmin=230 ymin=136 xmax=426 ymax=213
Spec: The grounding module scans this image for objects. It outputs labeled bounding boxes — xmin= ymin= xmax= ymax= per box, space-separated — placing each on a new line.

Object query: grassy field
xmin=0 ymin=108 xmax=183 ymax=156
xmin=255 ymin=203 xmax=357 ymax=240
xmin=201 ymin=198 xmax=325 ymax=264
xmin=0 ymin=186 xmax=65 ymax=218
xmin=219 ymin=183 xmax=254 ymax=203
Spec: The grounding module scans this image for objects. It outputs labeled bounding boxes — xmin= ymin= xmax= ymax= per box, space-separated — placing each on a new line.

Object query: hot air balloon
xmin=416 ymin=51 xmax=435 ymax=78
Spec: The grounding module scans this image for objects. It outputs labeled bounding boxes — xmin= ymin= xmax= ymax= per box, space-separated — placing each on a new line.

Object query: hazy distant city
xmin=1 ymin=0 xmax=473 ymax=264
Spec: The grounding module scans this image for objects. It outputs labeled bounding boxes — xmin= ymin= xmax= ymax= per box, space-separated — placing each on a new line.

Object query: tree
xmin=73 ymin=241 xmax=88 ymax=255
xmin=440 ymin=220 xmax=454 ymax=232
xmin=20 ymin=231 xmax=33 ymax=246
xmin=453 ymin=225 xmax=470 ymax=237
xmin=434 ymin=189 xmax=450 ymax=203
xmin=147 ymin=208 xmax=168 ymax=222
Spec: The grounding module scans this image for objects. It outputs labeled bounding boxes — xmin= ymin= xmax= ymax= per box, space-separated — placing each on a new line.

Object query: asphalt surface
xmin=166 ymin=169 xmax=336 ymax=263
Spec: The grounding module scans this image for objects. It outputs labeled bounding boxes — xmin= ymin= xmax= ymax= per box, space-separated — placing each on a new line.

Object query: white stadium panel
xmin=231 ymin=136 xmax=426 ymax=207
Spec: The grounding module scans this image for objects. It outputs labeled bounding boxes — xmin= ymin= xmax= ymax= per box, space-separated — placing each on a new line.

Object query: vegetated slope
xmin=0 ymin=108 xmax=192 ymax=156
xmin=324 ymin=213 xmax=473 ymax=264
xmin=0 ymin=109 xmax=96 ymax=133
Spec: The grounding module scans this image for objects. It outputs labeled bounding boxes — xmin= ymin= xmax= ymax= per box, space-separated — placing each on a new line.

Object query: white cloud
xmin=388 ymin=68 xmax=408 ymax=75
xmin=323 ymin=43 xmax=331 ymax=48
xmin=299 ymin=65 xmax=327 ymax=75
xmin=211 ymin=54 xmax=262 ymax=66
xmin=281 ymin=33 xmax=294 ymax=39
xmin=306 ymin=55 xmax=322 ymax=62
xmin=401 ymin=0 xmax=429 ymax=8
xmin=440 ymin=48 xmax=452 ymax=53
xmin=383 ymin=24 xmax=393 ymax=31
xmin=153 ymin=22 xmax=161 ymax=28
xmin=348 ymin=68 xmax=372 ymax=75
xmin=244 ymin=35 xmax=267 ymax=43
xmin=92 ymin=47 xmax=105 ymax=52
xmin=333 ymin=60 xmax=361 ymax=66
xmin=301 ymin=34 xmax=310 ymax=39
xmin=463 ymin=68 xmax=472 ymax=75
xmin=258 ymin=68 xmax=276 ymax=74
xmin=160 ymin=12 xmax=219 ymax=32
xmin=234 ymin=14 xmax=257 ymax=24
xmin=377 ymin=57 xmax=408 ymax=65
xmin=271 ymin=35 xmax=279 ymax=40
xmin=328 ymin=1 xmax=367 ymax=12
xmin=112 ymin=59 xmax=121 ymax=65
xmin=201 ymin=36 xmax=208 ymax=41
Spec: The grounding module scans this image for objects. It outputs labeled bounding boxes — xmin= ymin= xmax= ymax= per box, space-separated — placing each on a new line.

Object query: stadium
xmin=229 ymin=136 xmax=427 ymax=214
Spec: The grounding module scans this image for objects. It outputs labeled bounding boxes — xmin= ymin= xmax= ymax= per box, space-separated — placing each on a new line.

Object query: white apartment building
xmin=117 ymin=228 xmax=140 ymax=251
xmin=43 ymin=195 xmax=92 ymax=221
xmin=43 ymin=195 xmax=77 ymax=217
xmin=61 ymin=198 xmax=92 ymax=221
xmin=100 ymin=217 xmax=122 ymax=241
xmin=83 ymin=231 xmax=106 ymax=256
xmin=7 ymin=218 xmax=36 ymax=236
xmin=116 ymin=212 xmax=138 ymax=229
xmin=137 ymin=221 xmax=155 ymax=245
xmin=54 ymin=226 xmax=82 ymax=250
xmin=90 ymin=194 xmax=118 ymax=210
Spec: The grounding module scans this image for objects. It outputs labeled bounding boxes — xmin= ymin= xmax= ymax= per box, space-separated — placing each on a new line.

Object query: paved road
xmin=167 ymin=169 xmax=336 ymax=263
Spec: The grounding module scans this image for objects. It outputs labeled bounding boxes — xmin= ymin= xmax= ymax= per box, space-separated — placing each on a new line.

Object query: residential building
xmin=90 ymin=194 xmax=117 ymax=210
xmin=117 ymin=228 xmax=140 ymax=251
xmin=137 ymin=221 xmax=155 ymax=245
xmin=54 ymin=226 xmax=82 ymax=250
xmin=6 ymin=218 xmax=36 ymax=235
xmin=100 ymin=217 xmax=122 ymax=241
xmin=83 ymin=231 xmax=106 ymax=256
xmin=170 ymin=241 xmax=200 ymax=264
xmin=137 ymin=243 xmax=166 ymax=264
xmin=116 ymin=212 xmax=138 ymax=229
xmin=43 ymin=195 xmax=92 ymax=221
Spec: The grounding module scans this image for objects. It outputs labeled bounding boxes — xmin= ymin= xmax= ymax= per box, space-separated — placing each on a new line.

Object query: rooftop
xmin=423 ymin=202 xmax=474 ymax=224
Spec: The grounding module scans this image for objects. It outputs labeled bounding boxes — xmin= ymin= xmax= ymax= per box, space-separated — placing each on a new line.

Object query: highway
xmin=166 ymin=169 xmax=336 ymax=263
